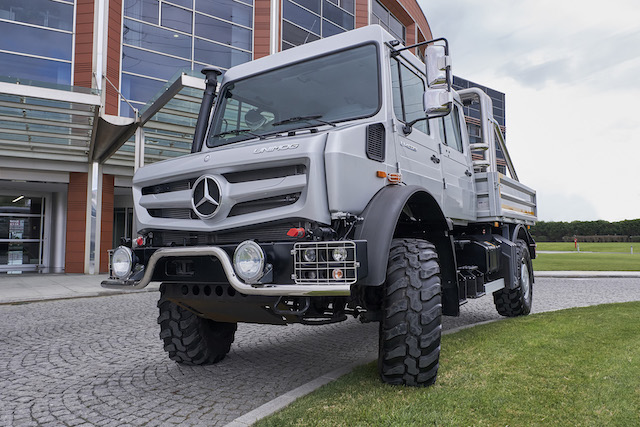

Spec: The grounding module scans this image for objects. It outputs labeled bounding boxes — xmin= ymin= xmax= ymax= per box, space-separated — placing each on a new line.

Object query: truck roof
xmin=221 ymin=25 xmax=399 ymax=84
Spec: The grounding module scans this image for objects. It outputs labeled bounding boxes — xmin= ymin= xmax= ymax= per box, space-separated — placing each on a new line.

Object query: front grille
xmin=228 ymin=193 xmax=301 ymax=217
xmin=223 ymin=165 xmax=306 ymax=183
xmin=138 ymin=163 xmax=308 ymax=223
xmin=292 ymin=241 xmax=358 ymax=285
xmin=151 ymin=222 xmax=303 ymax=246
xmin=142 ymin=178 xmax=194 ymax=195
xmin=148 ymin=208 xmax=193 ymax=219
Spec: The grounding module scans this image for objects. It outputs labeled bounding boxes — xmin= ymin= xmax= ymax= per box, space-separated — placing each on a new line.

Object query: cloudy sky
xmin=418 ymin=0 xmax=640 ymax=222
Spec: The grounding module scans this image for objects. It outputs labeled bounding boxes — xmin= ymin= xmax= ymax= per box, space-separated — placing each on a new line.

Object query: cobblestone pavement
xmin=1 ymin=277 xmax=639 ymax=426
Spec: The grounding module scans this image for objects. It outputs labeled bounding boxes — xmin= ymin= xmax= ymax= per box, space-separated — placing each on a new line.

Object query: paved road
xmin=1 ymin=277 xmax=639 ymax=426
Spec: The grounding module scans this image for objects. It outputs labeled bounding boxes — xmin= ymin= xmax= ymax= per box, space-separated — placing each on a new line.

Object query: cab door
xmin=390 ymin=58 xmax=443 ymax=207
xmin=438 ymin=103 xmax=476 ymax=221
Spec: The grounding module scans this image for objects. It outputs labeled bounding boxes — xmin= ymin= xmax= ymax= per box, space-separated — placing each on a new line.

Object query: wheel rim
xmin=521 ymin=260 xmax=531 ymax=302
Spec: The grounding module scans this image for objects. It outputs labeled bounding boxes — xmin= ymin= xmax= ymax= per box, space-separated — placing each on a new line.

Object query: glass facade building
xmin=281 ymin=0 xmax=355 ymax=49
xmin=4 ymin=0 xmax=512 ymax=275
xmin=0 ymin=0 xmax=76 ymax=85
xmin=120 ymin=0 xmax=254 ymax=115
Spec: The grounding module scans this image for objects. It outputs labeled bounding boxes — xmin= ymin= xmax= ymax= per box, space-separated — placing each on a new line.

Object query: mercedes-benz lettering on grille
xmin=191 ymin=175 xmax=221 ymax=219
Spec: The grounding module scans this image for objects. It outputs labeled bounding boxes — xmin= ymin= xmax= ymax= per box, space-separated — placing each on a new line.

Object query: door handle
xmin=465 ymin=170 xmax=472 ymax=177
xmin=430 ymin=155 xmax=440 ymax=164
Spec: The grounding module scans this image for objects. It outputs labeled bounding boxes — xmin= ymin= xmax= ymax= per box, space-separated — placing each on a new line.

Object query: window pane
xmin=121 ymin=73 xmax=166 ymax=104
xmin=0 ymin=21 xmax=72 ymax=61
xmin=0 ymin=0 xmax=73 ymax=31
xmin=292 ymin=0 xmax=320 ymax=14
xmin=0 ymin=196 xmax=42 ymax=214
xmin=400 ymin=65 xmax=427 ymax=134
xmin=0 ymin=52 xmax=71 ymax=85
xmin=123 ymin=0 xmax=159 ymax=24
xmin=443 ymin=106 xmax=463 ymax=152
xmin=161 ymin=3 xmax=192 ymax=33
xmin=0 ymin=242 xmax=41 ymax=266
xmin=122 ymin=46 xmax=191 ymax=80
xmin=194 ymin=38 xmax=251 ymax=69
xmin=120 ymin=100 xmax=143 ymax=118
xmin=196 ymin=0 xmax=253 ymax=28
xmin=389 ymin=15 xmax=404 ymax=41
xmin=123 ymin=18 xmax=192 ymax=58
xmin=169 ymin=0 xmax=192 ymax=7
xmin=372 ymin=0 xmax=387 ymax=21
xmin=283 ymin=0 xmax=321 ymax=34
xmin=281 ymin=20 xmax=320 ymax=46
xmin=390 ymin=60 xmax=403 ymax=122
xmin=0 ymin=217 xmax=42 ymax=240
xmin=195 ymin=14 xmax=252 ymax=50
xmin=322 ymin=0 xmax=353 ymax=30
xmin=322 ymin=18 xmax=344 ymax=38
xmin=340 ymin=0 xmax=354 ymax=14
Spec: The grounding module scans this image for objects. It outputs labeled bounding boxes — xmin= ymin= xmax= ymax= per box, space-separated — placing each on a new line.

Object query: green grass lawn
xmin=533 ymin=252 xmax=640 ymax=271
xmin=536 ymin=241 xmax=637 ymax=253
xmin=533 ymin=242 xmax=640 ymax=271
xmin=256 ymin=302 xmax=640 ymax=427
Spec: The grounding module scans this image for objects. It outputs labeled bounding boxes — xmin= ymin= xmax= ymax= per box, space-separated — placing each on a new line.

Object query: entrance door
xmin=0 ymin=195 xmax=45 ymax=273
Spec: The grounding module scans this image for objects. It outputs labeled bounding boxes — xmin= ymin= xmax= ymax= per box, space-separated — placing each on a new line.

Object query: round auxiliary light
xmin=332 ymin=247 xmax=348 ymax=262
xmin=233 ymin=240 xmax=265 ymax=283
xmin=332 ymin=269 xmax=344 ymax=280
xmin=303 ymin=248 xmax=317 ymax=262
xmin=112 ymin=246 xmax=133 ymax=279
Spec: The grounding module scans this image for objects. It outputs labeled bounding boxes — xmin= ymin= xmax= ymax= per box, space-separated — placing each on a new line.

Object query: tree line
xmin=530 ymin=219 xmax=640 ymax=242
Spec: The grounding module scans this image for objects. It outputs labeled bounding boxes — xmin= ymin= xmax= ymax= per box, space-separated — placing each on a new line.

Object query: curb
xmin=224 ymin=357 xmax=373 ymax=427
xmin=534 ymin=272 xmax=640 ymax=279
xmin=0 ymin=285 xmax=161 ymax=306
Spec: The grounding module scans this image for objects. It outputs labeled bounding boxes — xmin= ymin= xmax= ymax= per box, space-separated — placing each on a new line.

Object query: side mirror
xmin=424 ymin=88 xmax=453 ymax=115
xmin=425 ymin=44 xmax=451 ymax=88
xmin=424 ymin=44 xmax=452 ymax=116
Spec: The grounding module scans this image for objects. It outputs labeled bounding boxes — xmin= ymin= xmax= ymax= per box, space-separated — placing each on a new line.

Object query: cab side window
xmin=440 ymin=105 xmax=463 ymax=152
xmin=391 ymin=59 xmax=429 ymax=135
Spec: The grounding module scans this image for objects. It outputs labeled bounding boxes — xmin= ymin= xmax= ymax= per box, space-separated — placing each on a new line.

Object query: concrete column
xmin=50 ymin=191 xmax=67 ymax=273
xmin=134 ymin=126 xmax=145 ymax=171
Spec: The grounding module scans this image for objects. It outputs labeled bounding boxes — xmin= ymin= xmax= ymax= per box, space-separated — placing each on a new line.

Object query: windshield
xmin=207 ymin=44 xmax=380 ymax=147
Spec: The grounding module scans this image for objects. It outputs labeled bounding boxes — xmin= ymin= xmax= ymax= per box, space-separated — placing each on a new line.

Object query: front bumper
xmin=101 ymin=242 xmax=367 ymax=297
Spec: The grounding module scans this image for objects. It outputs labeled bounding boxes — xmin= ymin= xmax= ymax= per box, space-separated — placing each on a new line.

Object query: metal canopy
xmin=106 ymin=71 xmax=205 ymax=167
xmin=0 ymin=71 xmax=205 ymax=168
xmin=0 ymin=78 xmax=101 ymax=163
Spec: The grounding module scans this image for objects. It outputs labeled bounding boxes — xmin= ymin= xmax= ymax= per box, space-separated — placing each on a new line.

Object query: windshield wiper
xmin=211 ymin=128 xmax=265 ymax=139
xmin=272 ymin=115 xmax=336 ymax=127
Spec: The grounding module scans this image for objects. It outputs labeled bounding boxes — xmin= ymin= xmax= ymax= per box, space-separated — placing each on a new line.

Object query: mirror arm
xmin=389 ymin=37 xmax=449 ymax=57
xmin=402 ymin=106 xmax=452 ymax=135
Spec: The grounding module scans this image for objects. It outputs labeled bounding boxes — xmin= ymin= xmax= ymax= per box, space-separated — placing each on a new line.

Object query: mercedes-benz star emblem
xmin=191 ymin=175 xmax=221 ymax=219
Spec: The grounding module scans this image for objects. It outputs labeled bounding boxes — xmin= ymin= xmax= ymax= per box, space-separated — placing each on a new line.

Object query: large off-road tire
xmin=493 ymin=239 xmax=533 ymax=317
xmin=378 ymin=238 xmax=442 ymax=387
xmin=157 ymin=291 xmax=237 ymax=365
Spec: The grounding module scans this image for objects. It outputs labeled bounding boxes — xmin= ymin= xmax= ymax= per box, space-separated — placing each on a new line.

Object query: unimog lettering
xmin=253 ymin=143 xmax=299 ymax=154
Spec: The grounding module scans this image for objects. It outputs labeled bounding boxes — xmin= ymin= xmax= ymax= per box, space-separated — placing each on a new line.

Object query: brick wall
xmin=74 ymin=0 xmax=94 ymax=88
xmin=65 ymin=173 xmax=88 ymax=273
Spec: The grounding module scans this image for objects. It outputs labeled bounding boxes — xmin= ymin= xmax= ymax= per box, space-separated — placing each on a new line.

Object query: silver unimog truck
xmin=103 ymin=25 xmax=537 ymax=387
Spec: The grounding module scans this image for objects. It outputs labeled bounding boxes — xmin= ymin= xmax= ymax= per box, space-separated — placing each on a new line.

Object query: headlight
xmin=233 ymin=240 xmax=265 ymax=283
xmin=303 ymin=248 xmax=316 ymax=262
xmin=332 ymin=247 xmax=348 ymax=262
xmin=112 ymin=246 xmax=133 ymax=279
